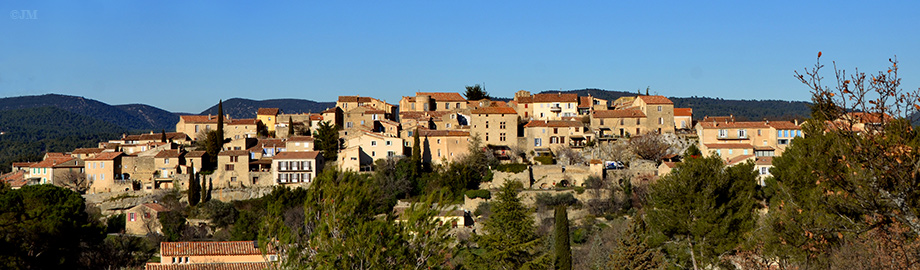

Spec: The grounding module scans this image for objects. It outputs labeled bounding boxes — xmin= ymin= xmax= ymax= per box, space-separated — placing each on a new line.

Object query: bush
xmin=106 ymin=214 xmax=126 ymax=234
xmin=534 ymin=155 xmax=555 ymax=165
xmin=572 ymin=227 xmax=589 ymax=244
xmin=474 ymin=201 xmax=491 ymax=217
xmin=574 ymin=186 xmax=585 ymax=194
xmin=465 ymin=189 xmax=492 ymax=200
xmin=496 ymin=163 xmax=527 ymax=173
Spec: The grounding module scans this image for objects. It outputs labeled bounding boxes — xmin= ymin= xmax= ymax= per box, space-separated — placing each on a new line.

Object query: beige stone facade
xmin=337 ymin=95 xmax=397 ymax=120
xmin=175 ymin=115 xmax=227 ymax=141
xmin=338 ymin=131 xmax=404 ymax=171
xmin=632 ymin=95 xmax=675 ymax=134
xmin=86 ymin=152 xmax=126 ymax=194
xmin=150 ymin=241 xmax=277 ymax=268
xmin=523 ymin=120 xmax=588 ymax=154
xmin=272 ymin=151 xmax=323 ymax=187
xmin=417 ymin=129 xmax=470 ymax=165
xmin=125 ymin=203 xmax=168 ymax=235
xmin=469 ymin=106 xmax=519 ymax=148
xmin=695 ymin=119 xmax=802 ymax=161
xmin=214 ymin=150 xmax=251 ymax=188
xmin=256 ymin=108 xmax=280 ymax=132
xmin=399 ymin=92 xmax=468 ymax=112
xmin=591 ymin=108 xmax=646 ymax=139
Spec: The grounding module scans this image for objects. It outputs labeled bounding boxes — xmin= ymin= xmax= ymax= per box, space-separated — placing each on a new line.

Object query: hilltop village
xmin=2 ymin=89 xmax=839 ymax=269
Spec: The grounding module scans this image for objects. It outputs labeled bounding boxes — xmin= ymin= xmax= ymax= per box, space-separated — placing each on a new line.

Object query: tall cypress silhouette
xmin=288 ymin=116 xmax=294 ymax=136
xmin=217 ymin=100 xmax=224 ymax=147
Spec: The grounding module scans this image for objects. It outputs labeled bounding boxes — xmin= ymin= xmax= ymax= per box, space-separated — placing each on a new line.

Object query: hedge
xmin=465 ymin=189 xmax=492 ymax=199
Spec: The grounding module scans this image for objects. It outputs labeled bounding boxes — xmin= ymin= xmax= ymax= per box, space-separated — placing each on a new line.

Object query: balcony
xmin=549 ymin=106 xmax=562 ymax=112
xmin=717 ymin=134 xmax=749 ymax=140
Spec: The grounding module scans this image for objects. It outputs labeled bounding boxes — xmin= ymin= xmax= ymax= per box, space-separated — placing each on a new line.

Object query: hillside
xmin=199 ymin=98 xmax=335 ymax=119
xmin=0 ymin=107 xmax=126 ymax=173
xmin=541 ymin=89 xmax=812 ymax=121
xmin=0 ymin=94 xmax=178 ymax=131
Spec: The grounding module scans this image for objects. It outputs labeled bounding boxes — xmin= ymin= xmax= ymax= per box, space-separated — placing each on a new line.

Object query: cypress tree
xmin=217 ymin=100 xmax=224 ymax=147
xmin=554 ymin=204 xmax=572 ymax=270
xmin=412 ymin=128 xmax=421 ymax=169
xmin=188 ymin=171 xmax=200 ymax=206
xmin=161 ymin=129 xmax=167 ymax=143
xmin=288 ymin=116 xmax=294 ymax=136
xmin=204 ymin=179 xmax=213 ymax=202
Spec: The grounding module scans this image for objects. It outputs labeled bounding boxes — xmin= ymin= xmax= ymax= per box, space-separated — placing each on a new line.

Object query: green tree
xmin=464 ymin=84 xmax=491 ymax=101
xmin=188 ymin=171 xmax=200 ymax=207
xmin=161 ymin=129 xmax=167 ymax=143
xmin=158 ymin=210 xmax=187 ymax=242
xmin=217 ymin=99 xmax=225 ymax=145
xmin=609 ymin=219 xmax=665 ymax=270
xmin=645 ymin=155 xmax=757 ymax=269
xmin=288 ymin=116 xmax=294 ymax=136
xmin=475 ymin=181 xmax=544 ymax=269
xmin=0 ymin=184 xmax=104 ymax=269
xmin=231 ymin=210 xmax=260 ymax=241
xmin=314 ymin=121 xmax=339 ymax=160
xmin=554 ymin=204 xmax=572 ymax=270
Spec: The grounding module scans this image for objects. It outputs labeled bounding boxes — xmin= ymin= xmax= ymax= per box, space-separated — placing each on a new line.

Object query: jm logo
xmin=10 ymin=10 xmax=38 ymax=20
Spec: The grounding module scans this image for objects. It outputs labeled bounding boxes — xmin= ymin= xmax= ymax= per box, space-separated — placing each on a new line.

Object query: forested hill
xmin=0 ymin=107 xmax=125 ymax=173
xmin=199 ymin=98 xmax=336 ymax=119
xmin=0 ymin=94 xmax=178 ymax=131
xmin=541 ymin=89 xmax=812 ymax=121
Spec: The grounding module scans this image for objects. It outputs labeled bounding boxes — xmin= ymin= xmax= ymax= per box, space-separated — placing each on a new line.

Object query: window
xmin=437 ymin=139 xmax=441 ymax=144
xmin=500 ymin=121 xmax=506 ymax=129
xmin=129 ymin=213 xmax=136 ymax=221
xmin=485 ymin=133 xmax=489 ymax=141
xmin=729 ymin=149 xmax=734 ymax=155
xmin=550 ymin=136 xmax=560 ymax=144
xmin=658 ymin=106 xmax=662 ymax=111
xmin=388 ymin=151 xmax=395 ymax=157
xmin=372 ymin=114 xmax=379 ymax=120
xmin=446 ymin=123 xmax=451 ymax=128
xmin=719 ymin=129 xmax=727 ymax=138
xmin=600 ymin=119 xmax=605 ymax=125
xmin=777 ymin=130 xmax=783 ymax=138
xmin=386 ymin=140 xmax=392 ymax=146
xmin=553 ymin=128 xmax=559 ymax=134
xmin=485 ymin=121 xmax=489 ymax=128
xmin=636 ymin=118 xmax=641 ymax=125
xmin=534 ymin=138 xmax=542 ymax=146
xmin=778 ymin=139 xmax=789 ymax=145
xmin=361 ymin=120 xmax=365 ymax=125
xmin=225 ymin=164 xmax=235 ymax=170
xmin=739 ymin=129 xmax=747 ymax=138
xmin=456 ymin=102 xmax=460 ymax=108
xmin=346 ymin=122 xmax=353 ymax=128
xmin=230 ymin=156 xmax=239 ymax=162
xmin=744 ymin=149 xmax=749 ymax=155
xmin=760 ymin=167 xmax=769 ymax=175
xmin=372 ymin=151 xmax=376 ymax=157
xmin=164 ymin=158 xmax=169 ymax=165
xmin=231 ymin=177 xmax=237 ymax=182
xmin=408 ymin=131 xmax=413 ymax=137
xmin=500 ymin=133 xmax=506 ymax=142
xmin=757 ymin=129 xmax=762 ymax=136
xmin=681 ymin=120 xmax=686 ymax=128
xmin=658 ymin=118 xmax=663 ymax=125
xmin=540 ymin=113 xmax=545 ymax=118
xmin=445 ymin=103 xmax=450 ymax=109
xmin=371 ymin=141 xmax=377 ymax=146
xmin=437 ymin=149 xmax=441 ymax=157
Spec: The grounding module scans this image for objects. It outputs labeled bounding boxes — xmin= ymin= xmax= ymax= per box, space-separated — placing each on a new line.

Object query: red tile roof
xmin=704 ymin=143 xmax=754 ymax=149
xmin=524 ymin=120 xmax=584 ymax=128
xmin=419 ymin=130 xmax=470 ymax=137
xmin=661 ymin=161 xmax=679 ymax=168
xmin=417 ymin=92 xmax=466 ymax=102
xmin=229 ymin=119 xmax=260 ymax=125
xmin=186 ymin=151 xmax=207 ymax=158
xmin=160 ymin=241 xmax=271 ymax=257
xmin=181 ymin=115 xmax=228 ymax=124
xmin=321 ymin=107 xmax=339 ymax=114
xmin=1 ymin=170 xmax=27 ymax=188
xmin=698 ymin=121 xmax=771 ymax=129
xmin=727 ymin=155 xmax=755 ymax=165
xmin=338 ymin=96 xmax=378 ymax=103
xmin=31 ymin=157 xmax=74 ymax=168
xmin=287 ymin=136 xmax=314 ymax=142
xmin=514 ymin=96 xmax=534 ymax=104
xmin=637 ymin=95 xmax=673 ymax=105
xmin=309 ymin=114 xmax=323 ymax=121
xmin=257 ymin=108 xmax=279 ymax=115
xmin=72 ymin=148 xmax=105 ymax=155
xmin=273 ymin=151 xmax=321 ymax=160
xmin=86 ymin=152 xmax=124 ymax=161
xmin=11 ymin=162 xmax=36 ymax=168
xmin=532 ymin=93 xmax=578 ymax=103
xmin=218 ymin=150 xmax=250 ymax=157
xmin=258 ymin=139 xmax=286 ymax=148
xmin=674 ymin=108 xmax=693 ymax=117
xmin=592 ymin=109 xmax=645 ymax=118
xmin=578 ymin=96 xmax=593 ymax=108
xmin=754 ymin=156 xmax=773 ymax=166
xmin=142 ymin=203 xmax=169 ymax=212
xmin=846 ymin=112 xmax=893 ymax=123
xmin=144 ymin=262 xmax=275 ymax=270
xmin=155 ymin=150 xmax=184 ymax=159
xmin=702 ymin=116 xmax=735 ymax=122
xmin=471 ymin=107 xmax=517 ymax=114
xmin=767 ymin=121 xmax=801 ymax=130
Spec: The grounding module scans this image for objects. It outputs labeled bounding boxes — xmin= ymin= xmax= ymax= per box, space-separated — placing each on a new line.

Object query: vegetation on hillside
xmin=199 ymin=98 xmax=335 ymax=119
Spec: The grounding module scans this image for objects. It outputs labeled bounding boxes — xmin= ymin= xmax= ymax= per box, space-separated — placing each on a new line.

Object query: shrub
xmin=496 ymin=163 xmax=528 ymax=173
xmin=534 ymin=155 xmax=555 ymax=165
xmin=465 ymin=189 xmax=492 ymax=200
xmin=572 ymin=227 xmax=589 ymax=244
xmin=574 ymin=186 xmax=585 ymax=194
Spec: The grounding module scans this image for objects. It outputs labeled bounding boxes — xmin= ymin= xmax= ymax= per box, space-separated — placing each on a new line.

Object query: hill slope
xmin=0 ymin=107 xmax=126 ymax=173
xmin=541 ymin=89 xmax=812 ymax=121
xmin=0 ymin=94 xmax=178 ymax=131
xmin=199 ymin=98 xmax=335 ymax=119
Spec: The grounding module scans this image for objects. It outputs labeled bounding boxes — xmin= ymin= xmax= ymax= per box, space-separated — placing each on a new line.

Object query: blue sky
xmin=1 ymin=1 xmax=917 ymax=113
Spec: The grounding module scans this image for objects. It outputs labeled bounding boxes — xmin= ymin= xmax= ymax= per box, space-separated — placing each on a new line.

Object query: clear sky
xmin=1 ymin=1 xmax=917 ymax=113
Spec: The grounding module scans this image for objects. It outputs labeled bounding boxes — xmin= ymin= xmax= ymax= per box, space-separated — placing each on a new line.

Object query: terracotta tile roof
xmin=11 ymin=162 xmax=36 ymax=167
xmin=846 ymin=112 xmax=893 ymax=123
xmin=218 ymin=150 xmax=250 ymax=157
xmin=46 ymin=153 xmax=67 ymax=158
xmin=471 ymin=107 xmax=517 ymax=114
xmin=321 ymin=107 xmax=339 ymax=114
xmin=141 ymin=203 xmax=169 ymax=212
xmin=309 ymin=114 xmax=323 ymax=121
xmin=754 ymin=156 xmax=773 ymax=166
xmin=31 ymin=157 xmax=74 ymax=168
xmin=72 ymin=148 xmax=105 ymax=155
xmin=399 ymin=111 xmax=430 ymax=121
xmin=379 ymin=119 xmax=400 ymax=126
xmin=180 ymin=115 xmax=228 ymax=124
xmin=287 ymin=136 xmax=314 ymax=142
xmin=637 ymin=95 xmax=673 ymax=105
xmin=1 ymin=170 xmax=27 ymax=186
xmin=126 ymin=132 xmax=190 ymax=142
xmin=160 ymin=241 xmax=270 ymax=257
xmin=661 ymin=161 xmax=679 ymax=168
xmin=258 ymin=139 xmax=286 ymax=148
xmin=592 ymin=109 xmax=646 ymax=118
xmin=349 ymin=106 xmax=385 ymax=114
xmin=419 ymin=130 xmax=470 ymax=137
xmin=753 ymin=146 xmax=774 ymax=151
xmin=186 ymin=151 xmax=207 ymax=158
xmin=144 ymin=262 xmax=275 ymax=270
xmin=257 ymin=108 xmax=280 ymax=115
xmin=229 ymin=119 xmax=260 ymax=125
xmin=767 ymin=121 xmax=801 ymax=130
xmin=674 ymin=108 xmax=693 ymax=117
xmin=704 ymin=143 xmax=754 ymax=149
xmin=578 ymin=96 xmax=593 ymax=108
xmin=523 ymin=120 xmax=584 ymax=128
xmin=155 ymin=150 xmax=185 ymax=159
xmin=702 ymin=116 xmax=735 ymax=122
xmin=86 ymin=152 xmax=124 ymax=161
xmin=273 ymin=151 xmax=321 ymax=160
xmin=698 ymin=121 xmax=771 ymax=129
xmin=727 ymin=155 xmax=755 ymax=165
xmin=338 ymin=96 xmax=376 ymax=103
xmin=402 ymin=96 xmax=417 ymax=102
xmin=417 ymin=92 xmax=466 ymax=102
xmin=532 ymin=93 xmax=578 ymax=103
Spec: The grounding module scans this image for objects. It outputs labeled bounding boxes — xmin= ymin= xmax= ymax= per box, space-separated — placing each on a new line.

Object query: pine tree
xmin=464 ymin=84 xmax=490 ymax=101
xmin=554 ymin=204 xmax=572 ymax=270
xmin=476 ymin=181 xmax=542 ymax=269
xmin=609 ymin=220 xmax=665 ymax=270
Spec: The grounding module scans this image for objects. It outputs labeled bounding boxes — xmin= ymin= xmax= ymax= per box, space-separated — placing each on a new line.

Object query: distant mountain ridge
xmin=540 ymin=89 xmax=812 ymax=121
xmin=199 ymin=98 xmax=335 ymax=119
xmin=0 ymin=94 xmax=178 ymax=131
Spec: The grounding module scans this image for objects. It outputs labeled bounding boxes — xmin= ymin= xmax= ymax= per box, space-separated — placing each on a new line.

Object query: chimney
xmin=795 ymin=119 xmax=799 ymax=125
